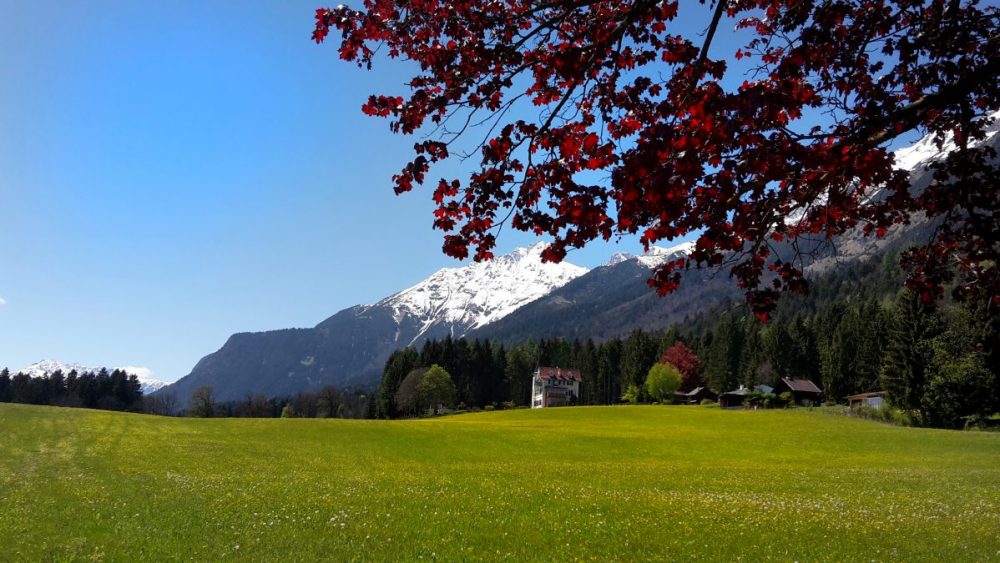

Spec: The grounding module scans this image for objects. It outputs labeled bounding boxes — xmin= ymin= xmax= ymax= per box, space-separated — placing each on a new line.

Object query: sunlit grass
xmin=1 ymin=403 xmax=998 ymax=560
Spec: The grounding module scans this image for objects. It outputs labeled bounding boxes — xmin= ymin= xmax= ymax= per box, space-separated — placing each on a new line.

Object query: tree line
xmin=0 ymin=368 xmax=371 ymax=420
xmin=175 ymin=384 xmax=370 ymax=419
xmin=373 ymin=252 xmax=998 ymax=428
xmin=0 ymin=368 xmax=143 ymax=412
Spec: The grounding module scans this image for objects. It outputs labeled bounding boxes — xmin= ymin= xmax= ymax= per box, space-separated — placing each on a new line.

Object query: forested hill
xmin=373 ymin=247 xmax=999 ymax=428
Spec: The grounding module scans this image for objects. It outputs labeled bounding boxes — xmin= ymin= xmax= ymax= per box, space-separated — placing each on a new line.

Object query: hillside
xmin=1 ymin=403 xmax=998 ymax=560
xmin=158 ymin=243 xmax=586 ymax=403
xmin=158 ymin=126 xmax=1000 ymax=405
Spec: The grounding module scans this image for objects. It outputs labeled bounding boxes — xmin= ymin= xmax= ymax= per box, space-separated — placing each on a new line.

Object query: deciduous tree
xmin=660 ymin=341 xmax=702 ymax=390
xmin=188 ymin=385 xmax=216 ymax=418
xmin=418 ymin=364 xmax=458 ymax=414
xmin=314 ymin=0 xmax=1000 ymax=318
xmin=646 ymin=363 xmax=682 ymax=402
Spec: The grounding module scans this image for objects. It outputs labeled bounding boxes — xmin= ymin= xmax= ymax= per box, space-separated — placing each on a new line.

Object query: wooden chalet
xmin=531 ymin=367 xmax=581 ymax=408
xmin=776 ymin=377 xmax=823 ymax=406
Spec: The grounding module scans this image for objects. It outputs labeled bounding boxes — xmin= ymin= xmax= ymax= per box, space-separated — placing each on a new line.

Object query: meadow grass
xmin=1 ymin=403 xmax=998 ymax=561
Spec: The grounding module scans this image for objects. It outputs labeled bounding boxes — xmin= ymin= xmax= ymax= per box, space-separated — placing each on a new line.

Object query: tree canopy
xmin=418 ymin=364 xmax=458 ymax=414
xmin=646 ymin=362 xmax=683 ymax=402
xmin=314 ymin=0 xmax=999 ymax=318
xmin=661 ymin=341 xmax=703 ymax=390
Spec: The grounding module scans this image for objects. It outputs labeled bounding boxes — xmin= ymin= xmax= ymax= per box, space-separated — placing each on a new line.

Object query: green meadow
xmin=1 ymin=403 xmax=998 ymax=561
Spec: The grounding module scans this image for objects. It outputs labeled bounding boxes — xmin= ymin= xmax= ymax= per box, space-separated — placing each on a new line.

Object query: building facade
xmin=531 ymin=367 xmax=582 ymax=408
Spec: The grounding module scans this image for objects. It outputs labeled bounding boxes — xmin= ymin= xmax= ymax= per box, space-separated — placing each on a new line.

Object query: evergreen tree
xmin=621 ymin=330 xmax=657 ymax=398
xmin=0 ymin=368 xmax=10 ymax=402
xmin=504 ymin=341 xmax=537 ymax=406
xmin=880 ymin=291 xmax=939 ymax=412
xmin=375 ymin=347 xmax=419 ymax=419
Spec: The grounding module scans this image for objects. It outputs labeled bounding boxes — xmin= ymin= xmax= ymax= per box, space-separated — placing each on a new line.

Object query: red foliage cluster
xmin=314 ymin=0 xmax=1000 ymax=317
xmin=660 ymin=341 xmax=703 ymax=391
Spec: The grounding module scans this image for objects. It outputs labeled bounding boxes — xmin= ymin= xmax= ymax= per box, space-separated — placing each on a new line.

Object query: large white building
xmin=531 ymin=367 xmax=582 ymax=408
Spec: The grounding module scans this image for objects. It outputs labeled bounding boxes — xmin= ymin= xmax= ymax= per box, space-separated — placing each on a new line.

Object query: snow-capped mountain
xmin=375 ymin=242 xmax=587 ymax=343
xmin=159 ymin=117 xmax=1000 ymax=406
xmin=158 ymin=243 xmax=589 ymax=403
xmin=603 ymin=241 xmax=696 ymax=269
xmin=892 ymin=109 xmax=1000 ymax=171
xmin=18 ymin=359 xmax=168 ymax=394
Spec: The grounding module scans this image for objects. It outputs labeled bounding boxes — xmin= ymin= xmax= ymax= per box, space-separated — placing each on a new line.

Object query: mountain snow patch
xmin=378 ymin=242 xmax=588 ymax=343
xmin=17 ymin=359 xmax=169 ymax=394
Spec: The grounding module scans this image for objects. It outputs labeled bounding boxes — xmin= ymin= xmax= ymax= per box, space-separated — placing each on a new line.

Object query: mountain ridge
xmin=156 ymin=122 xmax=993 ymax=406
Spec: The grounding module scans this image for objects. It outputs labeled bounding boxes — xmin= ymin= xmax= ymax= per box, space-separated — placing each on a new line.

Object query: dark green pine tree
xmin=705 ymin=317 xmax=744 ymax=393
xmin=0 ymin=368 xmax=10 ymax=402
xmin=880 ymin=291 xmax=939 ymax=411
xmin=620 ymin=330 xmax=658 ymax=398
xmin=504 ymin=341 xmax=537 ymax=406
xmin=572 ymin=339 xmax=599 ymax=404
xmin=375 ymin=347 xmax=420 ymax=419
xmin=786 ymin=314 xmax=820 ymax=383
xmin=597 ymin=338 xmax=623 ymax=404
xmin=820 ymin=309 xmax=861 ymax=403
xmin=854 ymin=298 xmax=890 ymax=393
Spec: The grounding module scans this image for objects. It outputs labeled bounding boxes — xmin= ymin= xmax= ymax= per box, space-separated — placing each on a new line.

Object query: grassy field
xmin=1 ymin=404 xmax=998 ymax=561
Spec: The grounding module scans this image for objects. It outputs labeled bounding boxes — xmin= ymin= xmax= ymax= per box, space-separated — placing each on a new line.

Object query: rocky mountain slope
xmin=157 ymin=244 xmax=587 ymax=404
xmin=158 ymin=119 xmax=998 ymax=405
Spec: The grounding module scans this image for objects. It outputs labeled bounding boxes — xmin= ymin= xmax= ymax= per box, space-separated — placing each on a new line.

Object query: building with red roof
xmin=531 ymin=367 xmax=582 ymax=408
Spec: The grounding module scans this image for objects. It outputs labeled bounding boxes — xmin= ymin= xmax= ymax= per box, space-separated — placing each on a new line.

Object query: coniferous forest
xmin=0 ymin=368 xmax=144 ymax=412
xmin=2 ymin=252 xmax=995 ymax=429
xmin=373 ymin=251 xmax=999 ymax=429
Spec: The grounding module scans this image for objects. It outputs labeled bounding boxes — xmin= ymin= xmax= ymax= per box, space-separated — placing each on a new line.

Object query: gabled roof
xmin=535 ymin=367 xmax=582 ymax=381
xmin=679 ymin=386 xmax=715 ymax=396
xmin=721 ymin=386 xmax=748 ymax=397
xmin=781 ymin=378 xmax=822 ymax=394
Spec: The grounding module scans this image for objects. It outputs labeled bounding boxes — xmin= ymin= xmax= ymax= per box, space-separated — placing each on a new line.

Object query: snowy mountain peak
xmin=17 ymin=359 xmax=168 ymax=394
xmin=637 ymin=241 xmax=696 ymax=269
xmin=893 ymin=109 xmax=1000 ymax=171
xmin=605 ymin=252 xmax=635 ymax=267
xmin=603 ymin=241 xmax=695 ymax=269
xmin=378 ymin=243 xmax=588 ymax=343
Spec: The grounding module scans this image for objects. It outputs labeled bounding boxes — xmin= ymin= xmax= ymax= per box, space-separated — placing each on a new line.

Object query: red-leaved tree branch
xmin=313 ymin=0 xmax=1000 ymax=319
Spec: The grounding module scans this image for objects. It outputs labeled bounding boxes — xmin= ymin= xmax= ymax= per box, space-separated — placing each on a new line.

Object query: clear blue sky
xmin=0 ymin=1 xmax=673 ymax=381
xmin=0 ymin=1 xmax=929 ymax=381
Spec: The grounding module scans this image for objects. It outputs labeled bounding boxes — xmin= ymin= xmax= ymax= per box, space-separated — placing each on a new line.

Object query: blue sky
xmin=0 ymin=1 xmax=681 ymax=381
xmin=0 ymin=1 xmax=931 ymax=382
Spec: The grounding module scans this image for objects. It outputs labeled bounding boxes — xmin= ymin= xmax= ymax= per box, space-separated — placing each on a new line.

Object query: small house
xmin=753 ymin=384 xmax=774 ymax=394
xmin=675 ymin=386 xmax=718 ymax=404
xmin=531 ymin=367 xmax=581 ymax=408
xmin=719 ymin=385 xmax=749 ymax=408
xmin=775 ymin=377 xmax=823 ymax=406
xmin=847 ymin=391 xmax=886 ymax=410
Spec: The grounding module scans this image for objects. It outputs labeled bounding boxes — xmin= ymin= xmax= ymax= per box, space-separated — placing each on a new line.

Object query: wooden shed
xmin=847 ymin=391 xmax=886 ymax=410
xmin=775 ymin=378 xmax=823 ymax=406
xmin=719 ymin=386 xmax=749 ymax=408
xmin=674 ymin=386 xmax=718 ymax=404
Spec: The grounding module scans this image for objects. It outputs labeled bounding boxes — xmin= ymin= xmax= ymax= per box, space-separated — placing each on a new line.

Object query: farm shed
xmin=719 ymin=386 xmax=749 ymax=408
xmin=531 ymin=367 xmax=581 ymax=408
xmin=675 ymin=386 xmax=718 ymax=404
xmin=776 ymin=378 xmax=823 ymax=406
xmin=847 ymin=391 xmax=886 ymax=410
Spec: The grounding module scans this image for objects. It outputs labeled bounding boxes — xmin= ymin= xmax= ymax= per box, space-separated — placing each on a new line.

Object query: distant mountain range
xmin=17 ymin=359 xmax=168 ymax=394
xmin=156 ymin=119 xmax=999 ymax=406
xmin=157 ymin=243 xmax=590 ymax=403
